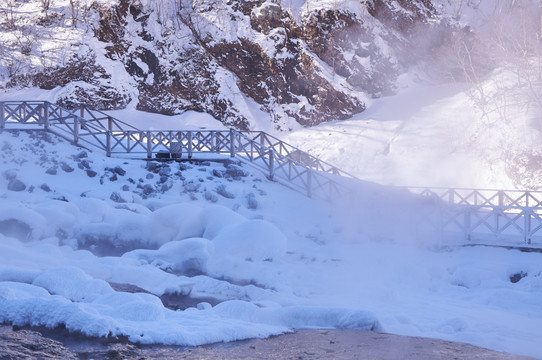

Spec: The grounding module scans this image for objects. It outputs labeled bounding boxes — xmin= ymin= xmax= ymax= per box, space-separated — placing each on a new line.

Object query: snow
xmin=1 ymin=88 xmax=542 ymax=358
xmin=284 ymin=73 xmax=541 ymax=189
xmin=1 ymin=1 xmax=542 ymax=358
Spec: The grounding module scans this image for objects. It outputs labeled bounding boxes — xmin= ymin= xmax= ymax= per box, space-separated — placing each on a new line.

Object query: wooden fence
xmin=2 ymin=100 xmax=542 ymax=245
xmin=409 ymin=187 xmax=542 ymax=245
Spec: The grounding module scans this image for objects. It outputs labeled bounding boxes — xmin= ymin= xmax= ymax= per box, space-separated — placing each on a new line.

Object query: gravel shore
xmin=0 ymin=326 xmax=533 ymax=359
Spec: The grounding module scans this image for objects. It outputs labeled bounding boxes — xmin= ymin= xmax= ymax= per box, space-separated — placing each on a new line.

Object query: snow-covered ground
xmin=286 ymin=73 xmax=542 ymax=190
xmin=2 ymin=76 xmax=542 ymax=359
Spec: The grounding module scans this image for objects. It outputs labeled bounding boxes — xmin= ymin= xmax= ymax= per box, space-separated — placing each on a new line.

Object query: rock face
xmin=1 ymin=0 xmax=444 ymax=130
xmin=0 ymin=326 xmax=77 ymax=360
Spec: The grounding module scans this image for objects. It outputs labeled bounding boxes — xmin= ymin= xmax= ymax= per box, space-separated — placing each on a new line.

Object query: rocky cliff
xmin=1 ymin=0 xmax=448 ymax=130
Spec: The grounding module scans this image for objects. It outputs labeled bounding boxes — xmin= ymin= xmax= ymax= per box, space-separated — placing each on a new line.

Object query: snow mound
xmin=123 ymin=238 xmax=215 ymax=275
xmin=212 ymin=220 xmax=287 ymax=262
xmin=32 ymin=267 xmax=113 ymax=302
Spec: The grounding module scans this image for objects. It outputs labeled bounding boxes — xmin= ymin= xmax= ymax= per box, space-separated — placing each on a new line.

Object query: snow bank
xmin=124 ymin=238 xmax=215 ymax=275
xmin=32 ymin=267 xmax=113 ymax=302
xmin=212 ymin=220 xmax=287 ymax=262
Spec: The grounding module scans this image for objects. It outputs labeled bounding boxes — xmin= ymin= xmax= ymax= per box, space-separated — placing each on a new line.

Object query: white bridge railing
xmin=409 ymin=187 xmax=542 ymax=245
xmin=0 ymin=100 xmax=356 ymax=201
xmin=2 ymin=100 xmax=541 ymax=246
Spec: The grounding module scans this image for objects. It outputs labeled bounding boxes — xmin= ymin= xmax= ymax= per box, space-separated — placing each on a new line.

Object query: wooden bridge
xmin=2 ymin=100 xmax=542 ymax=246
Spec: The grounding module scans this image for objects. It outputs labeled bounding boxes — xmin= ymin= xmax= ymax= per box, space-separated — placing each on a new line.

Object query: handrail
xmin=408 ymin=186 xmax=542 ymax=244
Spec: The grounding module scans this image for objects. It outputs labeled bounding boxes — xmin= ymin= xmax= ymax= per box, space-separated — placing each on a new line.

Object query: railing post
xmin=73 ymin=116 xmax=79 ymax=144
xmin=0 ymin=102 xmax=5 ymax=129
xmin=524 ymin=209 xmax=532 ymax=244
xmin=268 ymin=150 xmax=274 ymax=180
xmin=496 ymin=191 xmax=504 ymax=236
xmin=464 ymin=207 xmax=471 ymax=241
xmin=106 ymin=131 xmax=112 ymax=157
xmin=146 ymin=132 xmax=152 ymax=159
xmin=211 ymin=131 xmax=216 ymax=152
xmin=43 ymin=103 xmax=49 ymax=130
xmin=188 ymin=131 xmax=193 ymax=159
xmin=105 ymin=116 xmax=113 ymax=156
xmin=229 ymin=129 xmax=235 ymax=158
xmin=307 ymin=170 xmax=312 ymax=198
xmin=80 ymin=106 xmax=85 ymax=119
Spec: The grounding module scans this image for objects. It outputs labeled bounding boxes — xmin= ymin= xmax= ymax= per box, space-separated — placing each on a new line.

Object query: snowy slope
xmin=1 ymin=0 xmax=542 ymax=357
xmin=1 ymin=125 xmax=542 ymax=358
xmin=285 ymin=73 xmax=542 ymax=190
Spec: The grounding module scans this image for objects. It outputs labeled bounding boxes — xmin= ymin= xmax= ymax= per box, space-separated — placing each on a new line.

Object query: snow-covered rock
xmin=0 ymin=0 xmax=450 ymax=130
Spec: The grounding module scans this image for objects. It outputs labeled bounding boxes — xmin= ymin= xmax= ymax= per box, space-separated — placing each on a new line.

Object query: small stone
xmin=8 ymin=179 xmax=26 ymax=192
xmin=60 ymin=162 xmax=74 ymax=173
xmin=40 ymin=184 xmax=51 ymax=192
xmin=158 ymin=166 xmax=171 ymax=176
xmin=184 ymin=182 xmax=201 ymax=192
xmin=46 ymin=167 xmax=57 ymax=175
xmin=86 ymin=169 xmax=97 ymax=178
xmin=142 ymin=184 xmax=154 ymax=195
xmin=204 ymin=191 xmax=218 ymax=203
xmin=113 ymin=166 xmax=126 ymax=176
xmin=146 ymin=162 xmax=161 ymax=173
xmin=224 ymin=158 xmax=241 ymax=167
xmin=161 ymin=182 xmax=173 ymax=192
xmin=510 ymin=271 xmax=527 ymax=283
xmin=146 ymin=173 xmax=154 ymax=179
xmin=225 ymin=164 xmax=248 ymax=179
xmin=3 ymin=169 xmax=18 ymax=180
xmin=178 ymin=163 xmax=191 ymax=171
xmin=212 ymin=169 xmax=224 ymax=178
xmin=216 ymin=184 xmax=235 ymax=199
xmin=73 ymin=150 xmax=88 ymax=159
xmin=246 ymin=192 xmax=258 ymax=209
xmin=110 ymin=192 xmax=126 ymax=203
xmin=121 ymin=185 xmax=130 ymax=191
xmin=197 ymin=302 xmax=212 ymax=310
xmin=80 ymin=160 xmax=91 ymax=169
xmin=109 ymin=174 xmax=118 ymax=182
xmin=159 ymin=176 xmax=168 ymax=183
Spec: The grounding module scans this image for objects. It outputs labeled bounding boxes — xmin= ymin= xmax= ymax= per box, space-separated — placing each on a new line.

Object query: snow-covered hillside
xmin=1 ymin=0 xmax=542 ymax=358
xmin=285 ymin=73 xmax=542 ymax=190
xmin=0 ymin=0 xmax=446 ymax=129
xmin=1 ymin=125 xmax=542 ymax=358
